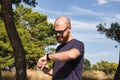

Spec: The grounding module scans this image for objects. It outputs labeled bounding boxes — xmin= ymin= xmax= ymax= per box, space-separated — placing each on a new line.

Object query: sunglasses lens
xmin=55 ymin=31 xmax=63 ymax=35
xmin=54 ymin=27 xmax=68 ymax=35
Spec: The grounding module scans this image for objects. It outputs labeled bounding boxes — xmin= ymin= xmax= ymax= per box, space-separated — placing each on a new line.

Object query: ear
xmin=68 ymin=28 xmax=71 ymax=32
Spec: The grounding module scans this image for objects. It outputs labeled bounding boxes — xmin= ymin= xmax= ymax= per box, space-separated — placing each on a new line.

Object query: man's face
xmin=54 ymin=17 xmax=71 ymax=43
xmin=54 ymin=27 xmax=69 ymax=43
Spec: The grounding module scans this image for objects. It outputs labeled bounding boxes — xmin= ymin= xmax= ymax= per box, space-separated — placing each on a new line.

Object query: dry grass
xmin=27 ymin=69 xmax=52 ymax=80
xmin=82 ymin=70 xmax=114 ymax=80
xmin=2 ymin=71 xmax=15 ymax=80
xmin=2 ymin=69 xmax=114 ymax=80
xmin=2 ymin=69 xmax=52 ymax=80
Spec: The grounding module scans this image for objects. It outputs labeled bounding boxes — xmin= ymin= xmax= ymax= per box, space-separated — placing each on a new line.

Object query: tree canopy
xmin=0 ymin=4 xmax=56 ymax=69
xmin=97 ymin=22 xmax=120 ymax=79
xmin=0 ymin=0 xmax=39 ymax=80
xmin=97 ymin=23 xmax=120 ymax=43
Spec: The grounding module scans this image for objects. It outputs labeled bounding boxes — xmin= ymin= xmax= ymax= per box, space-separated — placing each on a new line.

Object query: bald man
xmin=37 ymin=16 xmax=84 ymax=80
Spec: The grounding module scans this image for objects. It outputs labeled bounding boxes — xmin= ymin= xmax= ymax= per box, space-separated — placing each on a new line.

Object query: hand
xmin=42 ymin=65 xmax=51 ymax=73
xmin=42 ymin=65 xmax=53 ymax=76
xmin=37 ymin=55 xmax=47 ymax=70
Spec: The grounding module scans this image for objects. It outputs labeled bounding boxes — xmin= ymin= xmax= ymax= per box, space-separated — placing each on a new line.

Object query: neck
xmin=67 ymin=35 xmax=73 ymax=42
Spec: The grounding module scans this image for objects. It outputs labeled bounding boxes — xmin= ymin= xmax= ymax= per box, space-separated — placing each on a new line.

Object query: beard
xmin=56 ymin=34 xmax=69 ymax=43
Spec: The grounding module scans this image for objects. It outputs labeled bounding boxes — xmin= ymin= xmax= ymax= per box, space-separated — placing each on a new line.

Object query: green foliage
xmin=92 ymin=64 xmax=98 ymax=70
xmin=92 ymin=61 xmax=118 ymax=74
xmin=96 ymin=22 xmax=120 ymax=43
xmin=0 ymin=0 xmax=37 ymax=7
xmin=14 ymin=4 xmax=57 ymax=68
xmin=0 ymin=4 xmax=57 ymax=69
xmin=84 ymin=58 xmax=91 ymax=70
xmin=0 ymin=19 xmax=14 ymax=69
xmin=0 ymin=56 xmax=14 ymax=69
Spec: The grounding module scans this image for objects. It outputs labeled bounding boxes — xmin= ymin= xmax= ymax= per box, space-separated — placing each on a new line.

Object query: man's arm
xmin=48 ymin=48 xmax=80 ymax=61
xmin=37 ymin=48 xmax=80 ymax=73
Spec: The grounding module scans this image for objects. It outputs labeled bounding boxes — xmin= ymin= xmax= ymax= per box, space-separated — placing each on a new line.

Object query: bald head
xmin=54 ymin=16 xmax=71 ymax=29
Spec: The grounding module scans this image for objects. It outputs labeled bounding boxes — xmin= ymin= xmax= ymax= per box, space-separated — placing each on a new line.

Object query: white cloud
xmin=69 ymin=20 xmax=107 ymax=43
xmin=75 ymin=34 xmax=105 ymax=39
xmin=33 ymin=6 xmax=100 ymax=17
xmin=111 ymin=0 xmax=120 ymax=2
xmin=32 ymin=0 xmax=120 ymax=24
xmin=33 ymin=5 xmax=119 ymax=24
xmin=47 ymin=18 xmax=55 ymax=23
xmin=98 ymin=0 xmax=108 ymax=5
xmin=70 ymin=6 xmax=120 ymax=23
xmin=70 ymin=6 xmax=119 ymax=23
xmin=97 ymin=0 xmax=120 ymax=5
xmin=101 ymin=14 xmax=120 ymax=24
xmin=86 ymin=51 xmax=119 ymax=64
xmin=33 ymin=7 xmax=58 ymax=14
xmin=115 ymin=14 xmax=120 ymax=20
xmin=71 ymin=20 xmax=97 ymax=30
xmin=71 ymin=6 xmax=98 ymax=16
xmin=69 ymin=19 xmax=116 ymax=43
xmin=72 ymin=33 xmax=111 ymax=43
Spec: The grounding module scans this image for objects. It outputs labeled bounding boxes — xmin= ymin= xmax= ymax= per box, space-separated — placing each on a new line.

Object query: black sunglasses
xmin=54 ymin=27 xmax=68 ymax=35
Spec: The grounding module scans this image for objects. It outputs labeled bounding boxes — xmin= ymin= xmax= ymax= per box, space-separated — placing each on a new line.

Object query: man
xmin=37 ymin=16 xmax=84 ymax=80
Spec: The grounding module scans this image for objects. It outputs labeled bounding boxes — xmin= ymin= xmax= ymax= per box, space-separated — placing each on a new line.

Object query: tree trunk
xmin=114 ymin=53 xmax=120 ymax=80
xmin=1 ymin=0 xmax=27 ymax=80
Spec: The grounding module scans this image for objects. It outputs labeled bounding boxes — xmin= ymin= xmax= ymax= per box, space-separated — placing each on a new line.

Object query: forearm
xmin=48 ymin=52 xmax=70 ymax=61
xmin=48 ymin=48 xmax=80 ymax=61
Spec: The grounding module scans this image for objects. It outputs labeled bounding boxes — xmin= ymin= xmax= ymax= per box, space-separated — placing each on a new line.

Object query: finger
xmin=37 ymin=62 xmax=40 ymax=66
xmin=40 ymin=64 xmax=46 ymax=70
xmin=37 ymin=62 xmax=42 ymax=68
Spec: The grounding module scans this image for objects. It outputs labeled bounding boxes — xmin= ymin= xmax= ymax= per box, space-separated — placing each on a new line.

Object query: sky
xmin=32 ymin=0 xmax=120 ymax=64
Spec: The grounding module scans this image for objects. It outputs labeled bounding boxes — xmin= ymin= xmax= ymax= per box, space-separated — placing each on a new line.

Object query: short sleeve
xmin=73 ymin=40 xmax=84 ymax=55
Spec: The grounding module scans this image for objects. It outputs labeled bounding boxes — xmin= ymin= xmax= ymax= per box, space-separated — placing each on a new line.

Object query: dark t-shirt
xmin=52 ymin=39 xmax=84 ymax=80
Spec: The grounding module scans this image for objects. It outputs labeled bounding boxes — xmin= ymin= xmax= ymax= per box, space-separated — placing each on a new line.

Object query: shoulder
xmin=72 ymin=39 xmax=84 ymax=46
xmin=72 ymin=39 xmax=84 ymax=53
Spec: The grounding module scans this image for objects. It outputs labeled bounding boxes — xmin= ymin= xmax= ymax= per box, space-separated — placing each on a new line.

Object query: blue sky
xmin=32 ymin=0 xmax=120 ymax=64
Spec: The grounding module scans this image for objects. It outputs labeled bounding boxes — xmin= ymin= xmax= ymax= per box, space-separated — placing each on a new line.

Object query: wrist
xmin=46 ymin=54 xmax=50 ymax=61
